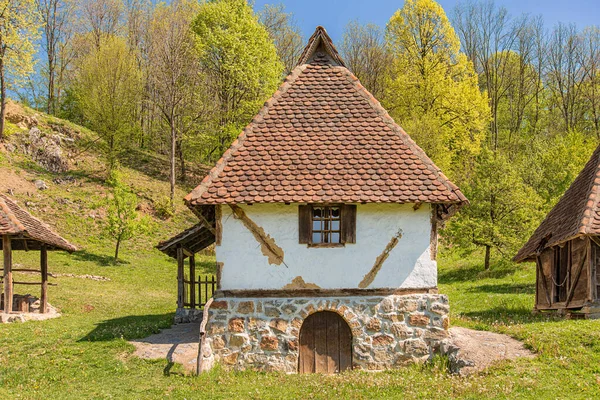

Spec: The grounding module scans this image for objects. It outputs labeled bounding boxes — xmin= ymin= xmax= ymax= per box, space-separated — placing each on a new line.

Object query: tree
xmin=146 ymin=0 xmax=206 ymax=208
xmin=73 ymin=36 xmax=142 ymax=171
xmin=259 ymin=4 xmax=304 ymax=75
xmin=79 ymin=0 xmax=123 ymax=50
xmin=446 ymin=148 xmax=543 ymax=269
xmin=37 ymin=0 xmax=75 ymax=115
xmin=385 ymin=0 xmax=489 ymax=177
xmin=580 ymin=26 xmax=600 ymax=138
xmin=340 ymin=20 xmax=391 ymax=100
xmin=545 ymin=23 xmax=586 ymax=133
xmin=192 ymin=0 xmax=283 ymax=160
xmin=106 ymin=168 xmax=148 ymax=263
xmin=0 ymin=0 xmax=42 ymax=140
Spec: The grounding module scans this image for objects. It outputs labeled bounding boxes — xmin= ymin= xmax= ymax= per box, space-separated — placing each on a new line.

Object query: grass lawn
xmin=2 ymin=107 xmax=600 ymax=398
xmin=1 ymin=243 xmax=600 ymax=399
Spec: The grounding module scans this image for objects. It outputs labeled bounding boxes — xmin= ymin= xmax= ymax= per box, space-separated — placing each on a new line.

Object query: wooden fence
xmin=181 ymin=274 xmax=216 ymax=309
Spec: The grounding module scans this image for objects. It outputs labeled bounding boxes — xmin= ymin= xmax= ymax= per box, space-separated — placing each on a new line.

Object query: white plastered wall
xmin=216 ymin=203 xmax=436 ymax=290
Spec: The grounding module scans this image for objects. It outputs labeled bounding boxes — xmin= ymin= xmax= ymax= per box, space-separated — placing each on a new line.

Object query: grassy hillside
xmin=1 ymin=104 xmax=600 ymax=398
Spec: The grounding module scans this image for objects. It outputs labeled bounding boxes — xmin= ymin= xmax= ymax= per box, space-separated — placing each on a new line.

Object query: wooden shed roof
xmin=515 ymin=144 xmax=600 ymax=262
xmin=156 ymin=222 xmax=215 ymax=259
xmin=0 ymin=194 xmax=76 ymax=252
xmin=185 ymin=26 xmax=466 ymax=213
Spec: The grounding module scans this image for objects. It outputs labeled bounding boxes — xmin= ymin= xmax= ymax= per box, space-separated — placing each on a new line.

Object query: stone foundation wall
xmin=200 ymin=294 xmax=450 ymax=372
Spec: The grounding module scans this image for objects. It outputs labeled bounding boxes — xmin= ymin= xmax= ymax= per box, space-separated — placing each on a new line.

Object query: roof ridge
xmin=184 ymin=64 xmax=309 ymax=206
xmin=296 ymin=26 xmax=346 ymax=68
xmin=336 ymin=67 xmax=467 ymax=204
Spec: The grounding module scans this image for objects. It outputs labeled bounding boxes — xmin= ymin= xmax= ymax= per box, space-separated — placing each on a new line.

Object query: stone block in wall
xmin=202 ymin=293 xmax=451 ymax=373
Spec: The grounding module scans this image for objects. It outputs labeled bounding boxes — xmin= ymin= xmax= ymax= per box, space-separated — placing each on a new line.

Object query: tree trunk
xmin=169 ymin=118 xmax=176 ymax=208
xmin=0 ymin=55 xmax=6 ymax=142
xmin=484 ymin=245 xmax=491 ymax=270
xmin=177 ymin=139 xmax=186 ymax=182
xmin=114 ymin=237 xmax=121 ymax=263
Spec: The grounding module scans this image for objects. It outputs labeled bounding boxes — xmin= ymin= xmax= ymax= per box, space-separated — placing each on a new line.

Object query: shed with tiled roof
xmin=515 ymin=145 xmax=600 ymax=317
xmin=176 ymin=26 xmax=464 ymax=374
xmin=1 ymin=194 xmax=76 ymax=314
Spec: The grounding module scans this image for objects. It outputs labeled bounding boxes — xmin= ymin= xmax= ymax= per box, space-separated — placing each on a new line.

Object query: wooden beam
xmin=177 ymin=246 xmax=185 ymax=309
xmin=215 ymin=287 xmax=437 ymax=298
xmin=189 ymin=255 xmax=196 ymax=309
xmin=536 ymin=255 xmax=553 ymax=307
xmin=3 ymin=235 xmax=12 ymax=313
xmin=196 ymin=213 xmax=216 ymax=236
xmin=565 ymin=245 xmax=588 ymax=307
xmin=588 ymin=237 xmax=596 ymax=302
xmin=41 ymin=245 xmax=48 ymax=313
xmin=215 ymin=205 xmax=222 ymax=246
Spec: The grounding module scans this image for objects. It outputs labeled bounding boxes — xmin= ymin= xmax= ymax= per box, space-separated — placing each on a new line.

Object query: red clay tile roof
xmin=185 ymin=26 xmax=466 ymax=209
xmin=515 ymin=145 xmax=600 ymax=262
xmin=0 ymin=194 xmax=76 ymax=252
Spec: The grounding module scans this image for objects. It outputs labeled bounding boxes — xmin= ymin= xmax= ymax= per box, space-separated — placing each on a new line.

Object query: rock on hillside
xmin=4 ymin=101 xmax=80 ymax=173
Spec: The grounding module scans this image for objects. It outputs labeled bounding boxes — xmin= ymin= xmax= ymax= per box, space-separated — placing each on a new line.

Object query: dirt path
xmin=449 ymin=326 xmax=535 ymax=375
xmin=130 ymin=323 xmax=200 ymax=372
xmin=129 ymin=323 xmax=534 ymax=375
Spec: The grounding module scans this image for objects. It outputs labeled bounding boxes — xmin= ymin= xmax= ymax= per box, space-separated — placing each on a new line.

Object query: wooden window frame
xmin=299 ymin=204 xmax=356 ymax=247
xmin=309 ymin=204 xmax=343 ymax=247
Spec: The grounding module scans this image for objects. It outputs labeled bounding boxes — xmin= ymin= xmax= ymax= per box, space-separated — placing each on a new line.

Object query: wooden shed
xmin=514 ymin=145 xmax=600 ymax=318
xmin=0 ymin=194 xmax=76 ymax=314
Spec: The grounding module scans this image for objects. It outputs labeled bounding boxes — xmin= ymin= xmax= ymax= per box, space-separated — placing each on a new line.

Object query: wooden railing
xmin=182 ymin=274 xmax=216 ymax=309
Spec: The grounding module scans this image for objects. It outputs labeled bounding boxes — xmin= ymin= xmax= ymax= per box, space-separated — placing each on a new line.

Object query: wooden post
xmin=177 ymin=246 xmax=184 ymax=309
xmin=189 ymin=254 xmax=196 ymax=309
xmin=3 ymin=235 xmax=12 ymax=313
xmin=41 ymin=245 xmax=48 ymax=313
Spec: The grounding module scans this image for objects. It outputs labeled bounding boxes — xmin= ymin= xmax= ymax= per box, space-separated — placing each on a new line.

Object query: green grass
xmin=3 ymin=105 xmax=600 ymax=398
xmin=2 ymin=247 xmax=600 ymax=399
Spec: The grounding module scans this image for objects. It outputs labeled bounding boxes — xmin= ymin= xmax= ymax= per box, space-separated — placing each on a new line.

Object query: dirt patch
xmin=449 ymin=327 xmax=535 ymax=375
xmin=130 ymin=323 xmax=200 ymax=373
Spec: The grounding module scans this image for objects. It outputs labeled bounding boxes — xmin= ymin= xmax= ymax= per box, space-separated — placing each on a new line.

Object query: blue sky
xmin=252 ymin=0 xmax=600 ymax=43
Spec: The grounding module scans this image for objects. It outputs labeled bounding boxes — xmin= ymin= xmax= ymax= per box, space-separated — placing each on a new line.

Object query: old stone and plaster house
xmin=170 ymin=27 xmax=466 ymax=373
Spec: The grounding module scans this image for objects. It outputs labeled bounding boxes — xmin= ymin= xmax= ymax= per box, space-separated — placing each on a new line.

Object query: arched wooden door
xmin=298 ymin=311 xmax=352 ymax=374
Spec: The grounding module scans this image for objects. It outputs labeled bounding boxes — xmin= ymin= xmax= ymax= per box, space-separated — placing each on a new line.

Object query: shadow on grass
xmin=439 ymin=261 xmax=521 ymax=284
xmin=79 ymin=313 xmax=174 ymax=342
xmin=460 ymin=306 xmax=559 ymax=325
xmin=70 ymin=250 xmax=129 ymax=267
xmin=118 ymin=148 xmax=208 ymax=186
xmin=468 ymin=283 xmax=535 ymax=295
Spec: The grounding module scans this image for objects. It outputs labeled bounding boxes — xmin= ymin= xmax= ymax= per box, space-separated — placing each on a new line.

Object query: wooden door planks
xmin=298 ymin=311 xmax=352 ymax=374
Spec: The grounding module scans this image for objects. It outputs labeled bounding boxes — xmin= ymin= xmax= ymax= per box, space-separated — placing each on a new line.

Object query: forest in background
xmin=2 ymin=0 xmax=599 ymax=269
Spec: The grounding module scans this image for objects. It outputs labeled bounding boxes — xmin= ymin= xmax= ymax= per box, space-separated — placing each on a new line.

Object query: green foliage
xmin=384 ymin=0 xmax=489 ymax=177
xmin=446 ymin=148 xmax=544 ymax=266
xmin=521 ymin=130 xmax=597 ymax=206
xmin=154 ymin=195 xmax=175 ymax=220
xmin=106 ymin=168 xmax=150 ymax=263
xmin=0 ymin=0 xmax=42 ymax=89
xmin=73 ymin=36 xmax=143 ymax=171
xmin=192 ymin=0 xmax=283 ymax=160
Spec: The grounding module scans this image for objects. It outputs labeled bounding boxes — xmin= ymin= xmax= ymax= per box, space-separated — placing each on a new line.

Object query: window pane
xmin=331 ymin=232 xmax=340 ymax=243
xmin=331 ymin=220 xmax=340 ymax=231
xmin=312 ymin=233 xmax=322 ymax=243
xmin=313 ymin=207 xmax=323 ymax=218
xmin=331 ymin=207 xmax=340 ymax=218
xmin=313 ymin=220 xmax=322 ymax=230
